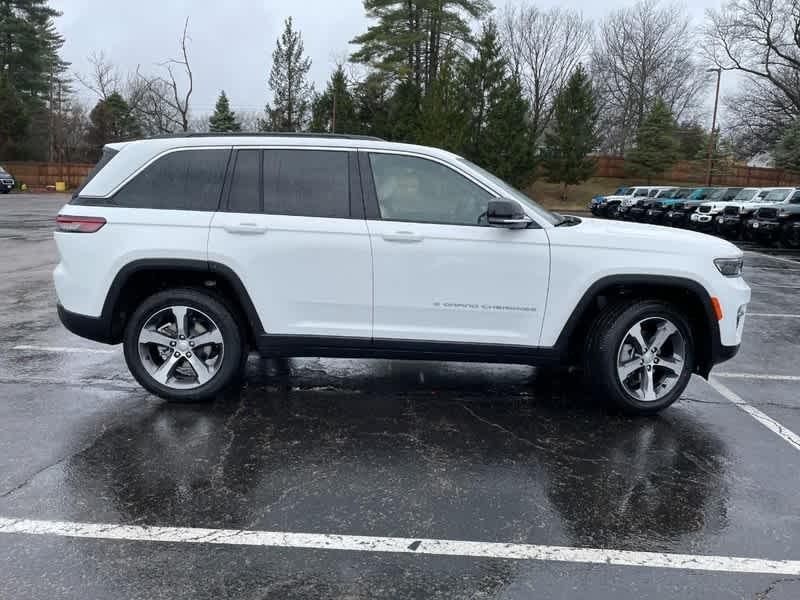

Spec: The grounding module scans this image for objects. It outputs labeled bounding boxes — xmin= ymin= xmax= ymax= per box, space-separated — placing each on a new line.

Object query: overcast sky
xmin=52 ymin=0 xmax=728 ymax=118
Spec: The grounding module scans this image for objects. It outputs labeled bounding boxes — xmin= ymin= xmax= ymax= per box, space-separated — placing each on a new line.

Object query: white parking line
xmin=11 ymin=345 xmax=117 ymax=355
xmin=708 ymin=377 xmax=800 ymax=452
xmin=0 ymin=517 xmax=799 ymax=576
xmin=715 ymin=373 xmax=800 ymax=382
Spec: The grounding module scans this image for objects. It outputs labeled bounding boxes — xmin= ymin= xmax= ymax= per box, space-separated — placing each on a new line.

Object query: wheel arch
xmin=101 ymin=259 xmax=264 ymax=346
xmin=555 ymin=275 xmax=720 ymax=377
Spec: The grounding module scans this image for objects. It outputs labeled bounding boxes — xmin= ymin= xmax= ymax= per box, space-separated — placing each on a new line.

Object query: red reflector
xmin=56 ymin=215 xmax=106 ymax=233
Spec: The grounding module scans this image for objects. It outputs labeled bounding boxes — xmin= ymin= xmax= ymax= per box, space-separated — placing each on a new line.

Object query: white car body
xmin=53 ymin=135 xmax=750 ymax=411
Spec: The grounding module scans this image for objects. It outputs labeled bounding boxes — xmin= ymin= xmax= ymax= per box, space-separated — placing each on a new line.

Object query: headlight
xmin=714 ymin=257 xmax=743 ymax=277
xmin=778 ymin=209 xmax=790 ymax=218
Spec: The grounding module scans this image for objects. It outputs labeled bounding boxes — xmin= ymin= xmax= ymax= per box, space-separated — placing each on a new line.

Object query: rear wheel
xmin=123 ymin=288 xmax=245 ymax=402
xmin=584 ymin=300 xmax=694 ymax=415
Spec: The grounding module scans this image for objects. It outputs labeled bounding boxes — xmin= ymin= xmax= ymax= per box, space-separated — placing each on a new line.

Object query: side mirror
xmin=486 ymin=199 xmax=532 ymax=229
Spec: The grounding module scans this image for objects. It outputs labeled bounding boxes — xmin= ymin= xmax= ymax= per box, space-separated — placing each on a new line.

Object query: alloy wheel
xmin=616 ymin=317 xmax=686 ymax=402
xmin=137 ymin=305 xmax=224 ymax=389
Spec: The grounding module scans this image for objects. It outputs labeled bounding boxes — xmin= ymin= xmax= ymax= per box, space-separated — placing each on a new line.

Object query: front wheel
xmin=584 ymin=300 xmax=694 ymax=415
xmin=781 ymin=223 xmax=800 ymax=249
xmin=123 ymin=288 xmax=245 ymax=402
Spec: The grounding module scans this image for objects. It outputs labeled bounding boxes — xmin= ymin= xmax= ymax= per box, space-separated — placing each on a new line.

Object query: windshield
xmin=675 ymin=188 xmax=694 ymax=198
xmin=458 ymin=158 xmax=560 ymax=225
xmin=706 ymin=188 xmax=727 ymax=201
xmin=614 ymin=187 xmax=629 ymax=195
xmin=656 ymin=188 xmax=677 ymax=198
xmin=733 ymin=188 xmax=759 ymax=202
xmin=689 ymin=189 xmax=708 ymax=200
xmin=764 ymin=188 xmax=792 ymax=202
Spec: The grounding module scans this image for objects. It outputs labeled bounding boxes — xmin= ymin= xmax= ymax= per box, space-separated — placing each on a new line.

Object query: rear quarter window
xmin=77 ymin=148 xmax=231 ymax=211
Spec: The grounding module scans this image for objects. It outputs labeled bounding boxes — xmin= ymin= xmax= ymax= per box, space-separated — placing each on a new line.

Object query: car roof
xmin=90 ymin=134 xmax=464 ymax=198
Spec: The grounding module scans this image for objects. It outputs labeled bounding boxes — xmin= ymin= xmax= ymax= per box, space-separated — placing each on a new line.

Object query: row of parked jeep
xmin=589 ymin=185 xmax=800 ymax=248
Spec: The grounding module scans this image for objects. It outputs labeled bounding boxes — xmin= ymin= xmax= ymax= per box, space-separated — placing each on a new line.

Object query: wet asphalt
xmin=0 ymin=195 xmax=799 ymax=599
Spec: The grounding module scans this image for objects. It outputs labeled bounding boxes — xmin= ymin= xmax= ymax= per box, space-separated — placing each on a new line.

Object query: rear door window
xmin=111 ymin=149 xmax=230 ymax=211
xmin=262 ymin=149 xmax=349 ymax=218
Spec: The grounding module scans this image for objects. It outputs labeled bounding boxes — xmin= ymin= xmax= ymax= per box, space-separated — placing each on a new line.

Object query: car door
xmin=362 ymin=150 xmax=550 ymax=347
xmin=208 ymin=147 xmax=372 ymax=339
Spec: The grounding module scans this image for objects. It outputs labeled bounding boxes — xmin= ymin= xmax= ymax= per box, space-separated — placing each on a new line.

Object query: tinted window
xmin=790 ymin=191 xmax=800 ymax=204
xmin=112 ymin=149 xmax=229 ymax=211
xmin=262 ymin=150 xmax=349 ymax=218
xmin=369 ymin=153 xmax=493 ymax=226
xmin=634 ymin=189 xmax=649 ymax=197
xmin=228 ymin=150 xmax=260 ymax=213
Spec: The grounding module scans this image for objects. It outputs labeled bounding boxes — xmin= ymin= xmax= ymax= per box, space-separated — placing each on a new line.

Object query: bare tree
xmin=156 ymin=17 xmax=194 ymax=132
xmin=591 ymin=0 xmax=706 ymax=154
xmin=723 ymin=75 xmax=798 ymax=158
xmin=704 ymin=0 xmax=800 ymax=143
xmin=500 ymin=2 xmax=593 ymax=142
xmin=75 ymin=51 xmax=121 ymax=100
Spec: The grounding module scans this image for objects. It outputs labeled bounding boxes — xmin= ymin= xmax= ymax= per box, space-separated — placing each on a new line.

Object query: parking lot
xmin=1 ymin=194 xmax=799 ymax=599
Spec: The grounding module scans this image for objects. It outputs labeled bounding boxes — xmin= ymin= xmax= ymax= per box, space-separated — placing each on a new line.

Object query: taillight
xmin=56 ymin=215 xmax=106 ymax=233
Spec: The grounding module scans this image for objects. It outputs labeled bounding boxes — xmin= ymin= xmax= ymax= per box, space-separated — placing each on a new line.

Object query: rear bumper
xmin=57 ymin=303 xmax=115 ymax=344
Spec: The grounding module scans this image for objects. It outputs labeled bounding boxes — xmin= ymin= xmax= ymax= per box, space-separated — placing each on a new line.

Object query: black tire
xmin=123 ymin=287 xmax=245 ymax=402
xmin=607 ymin=204 xmax=620 ymax=219
xmin=780 ymin=223 xmax=800 ymax=249
xmin=584 ymin=300 xmax=695 ymax=415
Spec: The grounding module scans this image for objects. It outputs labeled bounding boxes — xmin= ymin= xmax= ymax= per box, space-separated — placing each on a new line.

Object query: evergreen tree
xmin=774 ymin=119 xmax=800 ymax=173
xmin=259 ymin=17 xmax=313 ymax=132
xmin=386 ymin=79 xmax=421 ymax=143
xmin=460 ymin=20 xmax=507 ymax=161
xmin=354 ymin=72 xmax=391 ymax=139
xmin=86 ymin=92 xmax=140 ymax=160
xmin=310 ymin=66 xmax=359 ymax=134
xmin=626 ymin=98 xmax=680 ymax=182
xmin=479 ymin=76 xmax=537 ymax=188
xmin=675 ymin=121 xmax=708 ymax=160
xmin=209 ymin=91 xmax=242 ymax=132
xmin=0 ymin=0 xmax=68 ymax=159
xmin=542 ymin=65 xmax=599 ymax=200
xmin=416 ymin=51 xmax=468 ymax=152
xmin=350 ymin=0 xmax=491 ymax=94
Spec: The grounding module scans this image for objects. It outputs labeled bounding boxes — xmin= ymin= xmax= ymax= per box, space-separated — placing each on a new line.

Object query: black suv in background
xmin=0 ymin=166 xmax=15 ymax=193
xmin=748 ymin=191 xmax=800 ymax=246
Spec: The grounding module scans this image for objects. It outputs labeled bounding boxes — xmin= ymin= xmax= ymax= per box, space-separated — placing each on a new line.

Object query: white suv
xmin=54 ymin=134 xmax=750 ymax=414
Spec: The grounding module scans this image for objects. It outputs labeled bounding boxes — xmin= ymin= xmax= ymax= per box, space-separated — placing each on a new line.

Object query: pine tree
xmin=209 ymin=91 xmax=242 ymax=132
xmin=479 ymin=77 xmax=537 ymax=188
xmin=310 ymin=66 xmax=359 ymax=134
xmin=350 ymin=0 xmax=491 ymax=94
xmin=542 ymin=65 xmax=599 ymax=201
xmin=0 ymin=0 xmax=68 ymax=159
xmin=460 ymin=20 xmax=507 ymax=161
xmin=86 ymin=92 xmax=140 ymax=160
xmin=416 ymin=51 xmax=468 ymax=152
xmin=354 ymin=72 xmax=391 ymax=139
xmin=259 ymin=17 xmax=313 ymax=132
xmin=386 ymin=79 xmax=421 ymax=143
xmin=626 ymin=98 xmax=680 ymax=182
xmin=774 ymin=119 xmax=800 ymax=173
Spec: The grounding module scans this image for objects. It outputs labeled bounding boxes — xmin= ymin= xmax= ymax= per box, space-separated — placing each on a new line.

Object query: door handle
xmin=381 ymin=231 xmax=423 ymax=243
xmin=224 ymin=222 xmax=267 ymax=235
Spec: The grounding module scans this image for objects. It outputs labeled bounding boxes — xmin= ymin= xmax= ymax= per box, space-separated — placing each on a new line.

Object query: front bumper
xmin=689 ymin=212 xmax=717 ymax=230
xmin=748 ymin=219 xmax=782 ymax=239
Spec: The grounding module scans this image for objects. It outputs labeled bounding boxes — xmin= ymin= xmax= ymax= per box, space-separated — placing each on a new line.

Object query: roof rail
xmin=143 ymin=132 xmax=385 ymax=142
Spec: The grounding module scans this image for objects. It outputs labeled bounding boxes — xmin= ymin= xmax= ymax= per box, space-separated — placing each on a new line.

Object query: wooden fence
xmin=594 ymin=156 xmax=800 ymax=187
xmin=2 ymin=162 xmax=94 ymax=189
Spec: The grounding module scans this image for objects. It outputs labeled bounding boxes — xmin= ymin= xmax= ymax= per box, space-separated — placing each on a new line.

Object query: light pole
xmin=705 ymin=67 xmax=722 ymax=186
